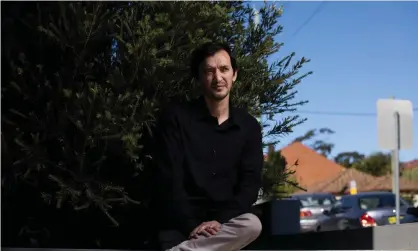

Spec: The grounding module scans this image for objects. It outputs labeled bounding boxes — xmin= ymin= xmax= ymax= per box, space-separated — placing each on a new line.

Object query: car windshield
xmin=297 ymin=196 xmax=334 ymax=207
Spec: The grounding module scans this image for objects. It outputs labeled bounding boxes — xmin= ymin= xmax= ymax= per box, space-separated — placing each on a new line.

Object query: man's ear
xmin=232 ymin=68 xmax=238 ymax=82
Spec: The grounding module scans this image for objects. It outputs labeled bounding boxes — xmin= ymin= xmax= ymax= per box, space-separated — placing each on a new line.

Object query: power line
xmin=296 ymin=110 xmax=375 ymax=117
xmin=292 ymin=1 xmax=327 ymax=37
xmin=294 ymin=107 xmax=418 ymax=117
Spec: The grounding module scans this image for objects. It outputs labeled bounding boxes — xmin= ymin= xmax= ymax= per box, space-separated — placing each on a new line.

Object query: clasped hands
xmin=189 ymin=220 xmax=221 ymax=239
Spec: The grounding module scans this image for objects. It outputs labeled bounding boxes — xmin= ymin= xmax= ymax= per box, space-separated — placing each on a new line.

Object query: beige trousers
xmin=167 ymin=213 xmax=262 ymax=251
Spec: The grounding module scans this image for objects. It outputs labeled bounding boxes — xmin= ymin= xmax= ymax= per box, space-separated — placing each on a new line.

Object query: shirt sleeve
xmin=154 ymin=106 xmax=199 ymax=235
xmin=215 ymin=119 xmax=264 ymax=223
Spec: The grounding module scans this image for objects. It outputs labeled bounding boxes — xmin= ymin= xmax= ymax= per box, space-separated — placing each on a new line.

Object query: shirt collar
xmin=192 ymin=96 xmax=242 ymax=127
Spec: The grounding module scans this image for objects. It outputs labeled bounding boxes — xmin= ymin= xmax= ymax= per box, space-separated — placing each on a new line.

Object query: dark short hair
xmin=190 ymin=42 xmax=238 ymax=80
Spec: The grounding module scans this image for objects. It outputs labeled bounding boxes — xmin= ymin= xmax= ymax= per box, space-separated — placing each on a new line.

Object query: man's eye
xmin=221 ymin=67 xmax=229 ymax=72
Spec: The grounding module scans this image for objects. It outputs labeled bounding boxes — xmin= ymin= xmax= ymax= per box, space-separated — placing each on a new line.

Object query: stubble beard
xmin=209 ymin=88 xmax=229 ymax=101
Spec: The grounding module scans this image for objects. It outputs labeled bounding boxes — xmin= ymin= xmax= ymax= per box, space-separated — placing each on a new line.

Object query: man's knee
xmin=234 ymin=213 xmax=262 ymax=239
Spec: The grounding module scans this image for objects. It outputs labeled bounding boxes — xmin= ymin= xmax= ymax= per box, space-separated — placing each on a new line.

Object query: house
xmin=278 ymin=142 xmax=418 ymax=192
xmin=275 ymin=142 xmax=418 ymax=202
xmin=278 ymin=142 xmax=345 ymax=191
xmin=303 ymin=168 xmax=418 ymax=194
xmin=306 ymin=168 xmax=377 ymax=194
xmin=363 ymin=175 xmax=418 ymax=193
xmin=403 ymin=159 xmax=418 ymax=170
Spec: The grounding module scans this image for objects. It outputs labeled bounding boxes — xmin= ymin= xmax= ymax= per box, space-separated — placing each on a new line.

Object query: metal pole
xmin=394 ymin=111 xmax=401 ymax=225
xmin=391 ymin=96 xmax=396 ymax=194
xmin=391 ymin=149 xmax=396 ymax=194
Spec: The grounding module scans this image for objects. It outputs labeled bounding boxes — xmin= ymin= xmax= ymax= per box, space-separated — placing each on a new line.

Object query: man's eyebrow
xmin=203 ymin=64 xmax=230 ymax=70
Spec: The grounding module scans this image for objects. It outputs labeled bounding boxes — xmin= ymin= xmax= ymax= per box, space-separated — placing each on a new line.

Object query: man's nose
xmin=214 ymin=69 xmax=222 ymax=82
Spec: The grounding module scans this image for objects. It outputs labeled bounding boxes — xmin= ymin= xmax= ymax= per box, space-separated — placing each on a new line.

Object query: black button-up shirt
xmin=154 ymin=96 xmax=263 ymax=235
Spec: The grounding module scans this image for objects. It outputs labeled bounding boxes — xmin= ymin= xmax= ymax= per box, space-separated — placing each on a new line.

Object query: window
xmin=328 ymin=197 xmax=353 ymax=213
xmin=298 ymin=195 xmax=336 ymax=207
xmin=333 ymin=197 xmax=353 ymax=209
xmin=356 ymin=194 xmax=410 ymax=210
xmin=359 ymin=197 xmax=381 ymax=210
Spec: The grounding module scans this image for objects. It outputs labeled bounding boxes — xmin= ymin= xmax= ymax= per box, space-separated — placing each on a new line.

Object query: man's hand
xmin=189 ymin=220 xmax=221 ymax=239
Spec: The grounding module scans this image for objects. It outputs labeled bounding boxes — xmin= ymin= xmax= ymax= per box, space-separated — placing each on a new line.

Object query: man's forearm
xmin=214 ymin=161 xmax=262 ymax=223
xmin=156 ymin=106 xmax=199 ymax=235
xmin=159 ymin=181 xmax=199 ymax=234
xmin=215 ymin=119 xmax=263 ymax=223
xmin=156 ymin=156 xmax=199 ymax=235
xmin=214 ymin=184 xmax=261 ymax=224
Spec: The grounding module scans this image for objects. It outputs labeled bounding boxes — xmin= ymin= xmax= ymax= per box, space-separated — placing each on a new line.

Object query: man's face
xmin=198 ymin=50 xmax=237 ymax=101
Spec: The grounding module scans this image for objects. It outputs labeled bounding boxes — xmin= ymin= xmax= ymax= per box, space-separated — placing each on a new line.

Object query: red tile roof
xmin=280 ymin=142 xmax=345 ymax=190
xmin=279 ymin=142 xmax=418 ymax=194
xmin=305 ymin=168 xmax=377 ymax=194
xmin=363 ymin=175 xmax=418 ymax=192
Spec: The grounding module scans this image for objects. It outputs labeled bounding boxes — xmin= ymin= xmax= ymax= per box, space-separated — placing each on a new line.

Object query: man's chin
xmin=210 ymin=92 xmax=229 ymax=101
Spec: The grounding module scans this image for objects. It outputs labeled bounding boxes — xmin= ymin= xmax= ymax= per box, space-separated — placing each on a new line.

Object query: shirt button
xmin=212 ymin=149 xmax=216 ymax=155
xmin=212 ymin=172 xmax=216 ymax=176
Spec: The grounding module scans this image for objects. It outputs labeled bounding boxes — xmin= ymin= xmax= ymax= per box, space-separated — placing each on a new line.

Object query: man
xmin=154 ymin=42 xmax=264 ymax=251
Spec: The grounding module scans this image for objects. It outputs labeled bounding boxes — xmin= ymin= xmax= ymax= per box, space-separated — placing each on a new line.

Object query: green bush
xmin=2 ymin=1 xmax=311 ymax=247
xmin=262 ymin=151 xmax=304 ymax=199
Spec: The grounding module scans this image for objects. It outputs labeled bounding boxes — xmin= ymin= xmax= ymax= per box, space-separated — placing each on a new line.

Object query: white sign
xmin=377 ymin=99 xmax=414 ymax=150
xmin=349 ymin=180 xmax=357 ymax=189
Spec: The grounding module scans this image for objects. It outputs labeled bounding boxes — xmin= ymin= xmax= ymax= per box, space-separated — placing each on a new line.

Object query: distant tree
xmin=334 ymin=151 xmax=365 ymax=168
xmin=292 ymin=127 xmax=335 ymax=157
xmin=352 ymin=152 xmax=391 ymax=176
xmin=292 ymin=129 xmax=316 ymax=142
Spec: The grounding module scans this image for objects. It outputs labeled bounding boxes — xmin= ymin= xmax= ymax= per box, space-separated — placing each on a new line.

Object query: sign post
xmin=393 ymin=111 xmax=401 ymax=224
xmin=377 ymin=99 xmax=414 ymax=225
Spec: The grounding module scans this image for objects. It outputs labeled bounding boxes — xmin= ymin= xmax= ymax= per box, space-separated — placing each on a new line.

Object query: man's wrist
xmin=183 ymin=219 xmax=199 ymax=236
xmin=215 ymin=209 xmax=242 ymax=224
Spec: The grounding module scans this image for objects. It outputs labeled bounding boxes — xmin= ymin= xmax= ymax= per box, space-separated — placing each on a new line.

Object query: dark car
xmin=291 ymin=193 xmax=337 ymax=232
xmin=401 ymin=206 xmax=418 ymax=224
xmin=318 ymin=191 xmax=412 ymax=232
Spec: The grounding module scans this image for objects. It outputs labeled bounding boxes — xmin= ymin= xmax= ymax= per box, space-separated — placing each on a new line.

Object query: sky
xmin=255 ymin=1 xmax=418 ymax=162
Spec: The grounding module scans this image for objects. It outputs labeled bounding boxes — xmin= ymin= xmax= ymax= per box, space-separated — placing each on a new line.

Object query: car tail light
xmin=300 ymin=210 xmax=313 ymax=218
xmin=360 ymin=213 xmax=377 ymax=227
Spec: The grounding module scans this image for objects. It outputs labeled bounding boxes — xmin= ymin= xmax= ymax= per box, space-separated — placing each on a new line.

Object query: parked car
xmin=291 ymin=193 xmax=337 ymax=232
xmin=318 ymin=191 xmax=412 ymax=232
xmin=401 ymin=206 xmax=418 ymax=224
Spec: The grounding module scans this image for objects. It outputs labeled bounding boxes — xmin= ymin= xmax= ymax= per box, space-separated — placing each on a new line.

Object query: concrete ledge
xmin=373 ymin=223 xmax=418 ymax=249
xmin=245 ymin=223 xmax=418 ymax=250
xmin=2 ymin=249 xmax=377 ymax=251
xmin=3 ymin=223 xmax=418 ymax=250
